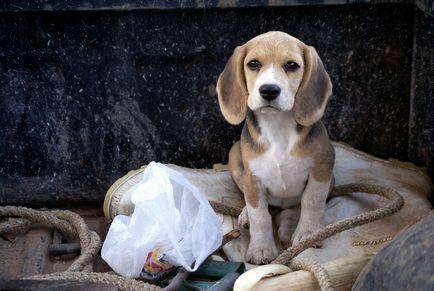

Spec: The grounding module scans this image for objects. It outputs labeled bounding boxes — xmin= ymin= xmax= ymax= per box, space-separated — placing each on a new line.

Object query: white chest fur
xmin=248 ymin=112 xmax=313 ymax=205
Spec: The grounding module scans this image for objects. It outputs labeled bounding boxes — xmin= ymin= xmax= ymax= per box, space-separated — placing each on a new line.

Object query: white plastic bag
xmin=101 ymin=162 xmax=223 ymax=278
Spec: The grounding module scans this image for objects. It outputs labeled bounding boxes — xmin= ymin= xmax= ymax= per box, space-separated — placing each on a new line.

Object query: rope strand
xmin=0 ymin=183 xmax=404 ymax=291
xmin=272 ymin=184 xmax=404 ymax=265
xmin=290 ymin=258 xmax=334 ymax=291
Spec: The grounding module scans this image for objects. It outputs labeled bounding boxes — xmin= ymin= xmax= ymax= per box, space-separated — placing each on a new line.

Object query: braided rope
xmin=0 ymin=183 xmax=404 ymax=291
xmin=0 ymin=206 xmax=160 ymax=291
xmin=0 ymin=206 xmax=100 ymax=272
xmin=272 ymin=183 xmax=404 ymax=265
xmin=206 ymin=183 xmax=403 ymax=291
xmin=290 ymin=258 xmax=333 ymax=291
xmin=269 ymin=183 xmax=404 ymax=291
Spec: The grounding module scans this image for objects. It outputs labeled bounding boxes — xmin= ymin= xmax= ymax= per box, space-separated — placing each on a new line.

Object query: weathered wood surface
xmin=252 ymin=256 xmax=371 ymax=291
xmin=0 ymin=280 xmax=118 ymax=290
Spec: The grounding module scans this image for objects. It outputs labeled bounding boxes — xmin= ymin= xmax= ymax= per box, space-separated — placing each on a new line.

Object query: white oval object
xmin=233 ymin=264 xmax=291 ymax=291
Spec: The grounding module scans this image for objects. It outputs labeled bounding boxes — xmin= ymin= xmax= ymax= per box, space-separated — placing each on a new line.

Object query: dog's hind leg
xmin=229 ymin=141 xmax=244 ymax=192
xmin=276 ymin=207 xmax=300 ymax=247
xmin=228 ymin=141 xmax=250 ymax=228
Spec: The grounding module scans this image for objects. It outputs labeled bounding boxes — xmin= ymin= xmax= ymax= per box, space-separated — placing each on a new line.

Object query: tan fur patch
xmin=228 ymin=141 xmax=244 ymax=191
xmin=291 ymin=122 xmax=334 ymax=182
xmin=228 ymin=112 xmax=269 ymax=209
xmin=243 ymin=169 xmax=261 ymax=208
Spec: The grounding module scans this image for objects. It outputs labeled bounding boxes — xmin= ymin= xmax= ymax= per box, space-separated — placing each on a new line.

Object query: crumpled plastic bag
xmin=101 ymin=162 xmax=223 ymax=278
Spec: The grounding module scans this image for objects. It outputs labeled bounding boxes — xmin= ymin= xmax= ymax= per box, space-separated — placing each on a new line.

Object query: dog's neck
xmin=251 ymin=109 xmax=301 ymax=149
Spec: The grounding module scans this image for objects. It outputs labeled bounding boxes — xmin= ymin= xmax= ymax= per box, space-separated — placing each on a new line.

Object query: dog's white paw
xmin=291 ymin=223 xmax=323 ymax=247
xmin=245 ymin=241 xmax=278 ymax=265
xmin=238 ymin=206 xmax=250 ymax=229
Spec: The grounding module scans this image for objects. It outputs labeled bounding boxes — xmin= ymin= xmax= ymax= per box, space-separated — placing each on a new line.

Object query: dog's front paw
xmin=291 ymin=223 xmax=323 ymax=247
xmin=245 ymin=241 xmax=278 ymax=265
xmin=238 ymin=206 xmax=250 ymax=229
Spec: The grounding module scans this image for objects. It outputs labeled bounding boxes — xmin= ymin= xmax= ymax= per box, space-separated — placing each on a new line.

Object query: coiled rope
xmin=270 ymin=183 xmax=404 ymax=291
xmin=0 ymin=206 xmax=160 ymax=291
xmin=0 ymin=183 xmax=404 ymax=291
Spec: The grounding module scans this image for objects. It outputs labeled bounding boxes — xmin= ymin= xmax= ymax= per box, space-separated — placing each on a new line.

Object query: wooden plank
xmin=252 ymin=256 xmax=371 ymax=291
xmin=0 ymin=280 xmax=118 ymax=291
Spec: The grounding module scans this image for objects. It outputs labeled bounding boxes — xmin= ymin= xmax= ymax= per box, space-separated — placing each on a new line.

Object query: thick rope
xmin=0 ymin=206 xmax=100 ymax=272
xmin=272 ymin=183 xmax=404 ymax=265
xmin=0 ymin=206 xmax=160 ymax=291
xmin=0 ymin=183 xmax=404 ymax=291
xmin=0 ymin=206 xmax=241 ymax=291
xmin=269 ymin=183 xmax=404 ymax=291
xmin=290 ymin=258 xmax=333 ymax=291
xmin=209 ymin=183 xmax=404 ymax=291
xmin=0 ymin=206 xmax=76 ymax=237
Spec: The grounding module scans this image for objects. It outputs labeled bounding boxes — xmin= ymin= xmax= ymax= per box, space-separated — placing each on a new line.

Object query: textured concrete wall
xmin=408 ymin=9 xmax=434 ymax=178
xmin=0 ymin=4 xmax=431 ymax=206
xmin=0 ymin=0 xmax=433 ymax=16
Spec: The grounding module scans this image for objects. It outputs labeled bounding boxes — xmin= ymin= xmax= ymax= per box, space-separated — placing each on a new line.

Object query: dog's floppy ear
xmin=216 ymin=45 xmax=248 ymax=125
xmin=294 ymin=45 xmax=332 ymax=126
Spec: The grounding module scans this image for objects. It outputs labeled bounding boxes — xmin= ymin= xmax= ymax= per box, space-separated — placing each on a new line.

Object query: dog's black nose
xmin=259 ymin=84 xmax=281 ymax=101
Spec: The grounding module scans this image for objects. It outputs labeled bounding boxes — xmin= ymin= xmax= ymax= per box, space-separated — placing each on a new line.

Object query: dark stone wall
xmin=408 ymin=9 xmax=434 ymax=177
xmin=0 ymin=4 xmax=431 ymax=206
xmin=0 ymin=0 xmax=433 ymax=16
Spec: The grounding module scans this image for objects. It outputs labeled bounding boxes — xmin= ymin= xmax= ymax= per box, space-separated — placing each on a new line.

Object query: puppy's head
xmin=217 ymin=31 xmax=332 ymax=126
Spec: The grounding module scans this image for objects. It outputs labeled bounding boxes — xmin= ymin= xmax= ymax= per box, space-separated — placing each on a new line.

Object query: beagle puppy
xmin=216 ymin=31 xmax=334 ymax=264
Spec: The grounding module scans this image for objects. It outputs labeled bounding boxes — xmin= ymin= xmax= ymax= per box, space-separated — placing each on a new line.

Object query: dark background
xmin=0 ymin=1 xmax=433 ymax=206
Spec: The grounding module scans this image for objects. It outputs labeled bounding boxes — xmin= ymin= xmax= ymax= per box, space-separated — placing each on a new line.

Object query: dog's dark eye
xmin=284 ymin=61 xmax=300 ymax=72
xmin=247 ymin=60 xmax=262 ymax=71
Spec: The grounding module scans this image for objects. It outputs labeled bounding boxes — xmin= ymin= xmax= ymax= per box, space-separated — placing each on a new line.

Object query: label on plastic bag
xmin=102 ymin=162 xmax=223 ymax=278
xmin=141 ymin=248 xmax=173 ymax=280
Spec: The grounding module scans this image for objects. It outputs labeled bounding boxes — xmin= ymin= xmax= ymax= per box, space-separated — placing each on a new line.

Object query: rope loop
xmin=0 ymin=182 xmax=404 ymax=291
